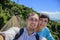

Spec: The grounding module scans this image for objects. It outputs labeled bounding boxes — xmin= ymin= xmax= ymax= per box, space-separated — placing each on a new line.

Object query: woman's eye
xmin=44 ymin=20 xmax=48 ymax=23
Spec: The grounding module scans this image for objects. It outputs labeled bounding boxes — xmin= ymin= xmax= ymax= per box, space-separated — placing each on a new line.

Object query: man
xmin=36 ymin=14 xmax=55 ymax=40
xmin=0 ymin=12 xmax=47 ymax=40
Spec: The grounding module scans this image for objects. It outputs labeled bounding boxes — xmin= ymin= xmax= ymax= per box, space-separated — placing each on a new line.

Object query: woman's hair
xmin=39 ymin=13 xmax=50 ymax=22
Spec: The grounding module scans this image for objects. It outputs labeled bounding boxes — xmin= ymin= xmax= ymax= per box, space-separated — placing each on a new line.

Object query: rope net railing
xmin=0 ymin=15 xmax=25 ymax=31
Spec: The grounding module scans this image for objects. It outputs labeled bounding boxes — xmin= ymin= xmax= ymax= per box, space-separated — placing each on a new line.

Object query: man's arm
xmin=0 ymin=34 xmax=5 ymax=40
xmin=0 ymin=27 xmax=20 ymax=40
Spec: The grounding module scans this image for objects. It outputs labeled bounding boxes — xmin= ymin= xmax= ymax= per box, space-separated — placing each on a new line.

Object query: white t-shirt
xmin=18 ymin=28 xmax=47 ymax=40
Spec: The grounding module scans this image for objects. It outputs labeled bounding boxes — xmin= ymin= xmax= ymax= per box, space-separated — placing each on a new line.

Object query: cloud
xmin=40 ymin=11 xmax=60 ymax=14
xmin=40 ymin=11 xmax=60 ymax=20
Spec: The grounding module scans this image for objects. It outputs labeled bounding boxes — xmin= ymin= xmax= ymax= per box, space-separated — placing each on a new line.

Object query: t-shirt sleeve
xmin=46 ymin=27 xmax=55 ymax=40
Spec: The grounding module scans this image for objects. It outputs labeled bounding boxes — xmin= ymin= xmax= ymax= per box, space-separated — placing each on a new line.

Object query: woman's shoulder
xmin=43 ymin=27 xmax=50 ymax=31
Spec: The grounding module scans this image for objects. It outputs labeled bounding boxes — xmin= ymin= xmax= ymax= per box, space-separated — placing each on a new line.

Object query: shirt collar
xmin=24 ymin=28 xmax=36 ymax=36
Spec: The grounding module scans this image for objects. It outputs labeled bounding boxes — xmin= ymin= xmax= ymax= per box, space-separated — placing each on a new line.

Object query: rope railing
xmin=0 ymin=15 xmax=21 ymax=31
xmin=0 ymin=16 xmax=12 ymax=31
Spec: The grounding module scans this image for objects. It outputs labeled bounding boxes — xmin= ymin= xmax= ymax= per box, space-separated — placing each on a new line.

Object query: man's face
xmin=26 ymin=14 xmax=39 ymax=30
xmin=38 ymin=18 xmax=48 ymax=30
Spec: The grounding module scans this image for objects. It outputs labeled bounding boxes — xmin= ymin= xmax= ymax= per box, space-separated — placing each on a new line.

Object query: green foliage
xmin=0 ymin=0 xmax=33 ymax=29
xmin=47 ymin=20 xmax=60 ymax=40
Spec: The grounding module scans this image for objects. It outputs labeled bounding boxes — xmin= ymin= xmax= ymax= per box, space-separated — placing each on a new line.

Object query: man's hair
xmin=26 ymin=12 xmax=38 ymax=19
xmin=39 ymin=13 xmax=50 ymax=22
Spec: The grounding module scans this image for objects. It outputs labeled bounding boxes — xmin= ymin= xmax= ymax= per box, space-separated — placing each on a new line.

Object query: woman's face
xmin=38 ymin=18 xmax=48 ymax=30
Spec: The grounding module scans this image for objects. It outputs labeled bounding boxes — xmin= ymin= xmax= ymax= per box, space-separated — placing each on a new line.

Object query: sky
xmin=12 ymin=0 xmax=60 ymax=20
